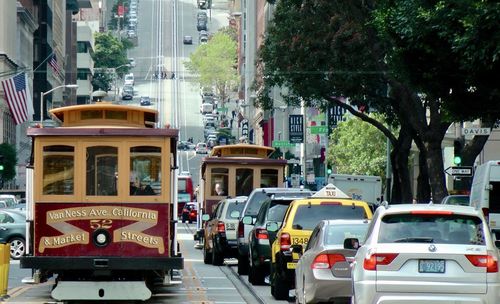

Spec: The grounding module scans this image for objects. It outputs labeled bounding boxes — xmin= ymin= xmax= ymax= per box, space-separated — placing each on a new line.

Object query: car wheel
xmin=271 ymin=263 xmax=289 ymax=300
xmin=212 ymin=243 xmax=224 ymax=266
xmin=203 ymin=243 xmax=212 ymax=264
xmin=237 ymin=253 xmax=249 ymax=275
xmin=9 ymin=237 xmax=25 ymax=260
xmin=249 ymin=264 xmax=265 ymax=285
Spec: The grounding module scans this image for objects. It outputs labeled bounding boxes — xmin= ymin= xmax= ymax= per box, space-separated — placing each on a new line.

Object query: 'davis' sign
xmin=289 ymin=114 xmax=304 ymax=143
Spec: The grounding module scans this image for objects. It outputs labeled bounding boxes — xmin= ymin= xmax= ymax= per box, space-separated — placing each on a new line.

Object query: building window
xmin=77 ymin=69 xmax=88 ymax=80
xmin=77 ymin=41 xmax=88 ymax=53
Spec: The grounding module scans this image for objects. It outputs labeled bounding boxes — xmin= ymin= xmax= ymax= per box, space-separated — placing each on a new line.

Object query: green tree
xmin=328 ymin=114 xmax=388 ymax=178
xmin=184 ymin=32 xmax=239 ymax=104
xmin=0 ymin=143 xmax=17 ymax=184
xmin=258 ymin=0 xmax=500 ymax=204
xmin=91 ymin=32 xmax=131 ymax=91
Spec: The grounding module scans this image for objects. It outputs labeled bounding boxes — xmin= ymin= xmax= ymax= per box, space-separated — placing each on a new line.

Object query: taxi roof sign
xmin=312 ymin=183 xmax=350 ymax=199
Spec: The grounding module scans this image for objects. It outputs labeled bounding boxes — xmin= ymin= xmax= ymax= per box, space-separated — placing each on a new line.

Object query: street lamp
xmin=40 ymin=84 xmax=78 ymax=125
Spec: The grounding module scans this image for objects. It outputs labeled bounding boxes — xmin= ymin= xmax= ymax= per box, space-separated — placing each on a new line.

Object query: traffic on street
xmin=0 ymin=0 xmax=499 ymax=303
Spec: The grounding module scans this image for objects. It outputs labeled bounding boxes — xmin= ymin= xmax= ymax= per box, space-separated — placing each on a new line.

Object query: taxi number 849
xmin=292 ymin=238 xmax=308 ymax=245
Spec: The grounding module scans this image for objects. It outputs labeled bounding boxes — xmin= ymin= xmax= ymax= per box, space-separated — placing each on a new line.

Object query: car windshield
xmin=0 ymin=197 xmax=16 ymax=207
xmin=292 ymin=205 xmax=367 ymax=230
xmin=226 ymin=201 xmax=245 ymax=219
xmin=267 ymin=201 xmax=292 ymax=222
xmin=378 ymin=213 xmax=485 ymax=245
xmin=245 ymin=191 xmax=311 ymax=216
xmin=442 ymin=196 xmax=470 ymax=206
xmin=324 ymin=223 xmax=369 ymax=245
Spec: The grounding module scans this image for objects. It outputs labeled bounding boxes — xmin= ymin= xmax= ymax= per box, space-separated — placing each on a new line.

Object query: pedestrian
xmin=230 ymin=118 xmax=233 ymax=128
xmin=232 ymin=110 xmax=236 ymax=119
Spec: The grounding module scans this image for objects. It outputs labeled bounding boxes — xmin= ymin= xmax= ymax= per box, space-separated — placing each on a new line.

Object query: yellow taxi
xmin=267 ymin=184 xmax=373 ymax=300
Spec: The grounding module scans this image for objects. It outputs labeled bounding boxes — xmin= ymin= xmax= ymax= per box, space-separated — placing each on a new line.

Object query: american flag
xmin=1 ymin=73 xmax=34 ymax=125
xmin=49 ymin=53 xmax=61 ymax=76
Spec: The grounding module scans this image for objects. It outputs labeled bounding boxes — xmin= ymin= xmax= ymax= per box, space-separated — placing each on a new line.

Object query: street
xmin=4 ymin=223 xmax=291 ymax=303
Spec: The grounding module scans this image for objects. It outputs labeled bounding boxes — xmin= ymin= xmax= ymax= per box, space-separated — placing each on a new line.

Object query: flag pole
xmin=32 ymin=51 xmax=54 ymax=73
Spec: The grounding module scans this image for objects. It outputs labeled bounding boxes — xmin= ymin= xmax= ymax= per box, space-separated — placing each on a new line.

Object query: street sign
xmin=444 ymin=166 xmax=473 ymax=177
xmin=289 ymin=115 xmax=304 ymax=143
xmin=310 ymin=125 xmax=328 ymax=134
xmin=217 ymin=107 xmax=228 ymax=113
xmin=272 ymin=140 xmax=295 ymax=148
xmin=241 ymin=119 xmax=248 ymax=137
xmin=462 ymin=128 xmax=491 ymax=136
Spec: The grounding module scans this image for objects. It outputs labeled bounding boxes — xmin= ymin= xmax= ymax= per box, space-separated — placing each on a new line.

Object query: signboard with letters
xmin=444 ymin=166 xmax=473 ymax=177
xmin=461 ymin=128 xmax=491 ymax=136
xmin=289 ymin=114 xmax=304 ymax=143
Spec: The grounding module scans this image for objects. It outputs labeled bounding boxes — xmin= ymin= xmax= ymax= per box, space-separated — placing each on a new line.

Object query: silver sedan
xmin=295 ymin=219 xmax=369 ymax=304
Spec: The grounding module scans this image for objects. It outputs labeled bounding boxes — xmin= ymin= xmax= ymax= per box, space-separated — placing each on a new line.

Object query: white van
xmin=124 ymin=73 xmax=134 ymax=86
xmin=470 ymin=160 xmax=500 ymax=233
xmin=199 ymin=103 xmax=213 ymax=114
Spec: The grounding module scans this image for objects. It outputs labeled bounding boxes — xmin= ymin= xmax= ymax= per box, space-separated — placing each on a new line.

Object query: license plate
xmin=287 ymin=262 xmax=297 ymax=269
xmin=292 ymin=237 xmax=308 ymax=245
xmin=226 ymin=223 xmax=235 ymax=230
xmin=419 ymin=259 xmax=445 ymax=273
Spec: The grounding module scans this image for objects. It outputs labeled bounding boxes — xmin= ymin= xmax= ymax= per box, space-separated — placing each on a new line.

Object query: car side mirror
xmin=344 ymin=238 xmax=360 ymax=250
xmin=230 ymin=210 xmax=240 ymax=218
xmin=202 ymin=214 xmax=210 ymax=221
xmin=495 ymin=240 xmax=500 ymax=250
xmin=266 ymin=222 xmax=279 ymax=232
xmin=242 ymin=216 xmax=253 ymax=225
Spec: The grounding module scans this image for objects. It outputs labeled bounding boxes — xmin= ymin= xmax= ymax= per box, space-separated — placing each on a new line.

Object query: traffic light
xmin=453 ymin=139 xmax=463 ymax=165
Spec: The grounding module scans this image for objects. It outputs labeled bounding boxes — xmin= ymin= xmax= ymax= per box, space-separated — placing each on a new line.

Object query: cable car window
xmin=130 ymin=146 xmax=161 ymax=196
xmin=236 ymin=168 xmax=254 ymax=196
xmin=86 ymin=146 xmax=118 ymax=196
xmin=261 ymin=169 xmax=278 ymax=188
xmin=43 ymin=145 xmax=74 ymax=195
xmin=211 ymin=168 xmax=228 ymax=196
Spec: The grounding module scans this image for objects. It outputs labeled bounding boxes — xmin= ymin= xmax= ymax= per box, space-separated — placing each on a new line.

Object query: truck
xmin=327 ymin=174 xmax=383 ymax=206
xmin=470 ymin=160 xmax=500 ymax=235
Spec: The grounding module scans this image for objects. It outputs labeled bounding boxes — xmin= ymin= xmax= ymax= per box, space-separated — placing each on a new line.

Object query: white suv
xmin=352 ymin=204 xmax=500 ymax=304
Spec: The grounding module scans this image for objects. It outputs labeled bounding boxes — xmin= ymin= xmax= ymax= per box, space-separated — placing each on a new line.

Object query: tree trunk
xmin=413 ymin=135 xmax=431 ymax=203
xmin=425 ymin=140 xmax=448 ymax=203
xmin=389 ymin=127 xmax=413 ymax=204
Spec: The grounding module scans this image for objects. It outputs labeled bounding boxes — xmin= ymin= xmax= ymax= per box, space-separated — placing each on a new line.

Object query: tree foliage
xmin=0 ymin=143 xmax=17 ymax=182
xmin=258 ymin=0 xmax=500 ymax=203
xmin=328 ymin=114 xmax=388 ymax=178
xmin=91 ymin=32 xmax=131 ymax=91
xmin=184 ymin=32 xmax=239 ymax=103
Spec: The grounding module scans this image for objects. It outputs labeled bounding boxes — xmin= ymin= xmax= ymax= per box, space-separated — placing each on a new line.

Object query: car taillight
xmin=466 ymin=254 xmax=499 ymax=273
xmin=280 ymin=233 xmax=291 ymax=251
xmin=363 ymin=253 xmax=398 ymax=271
xmin=238 ymin=221 xmax=244 ymax=238
xmin=255 ymin=228 xmax=268 ymax=240
xmin=311 ymin=253 xmax=346 ymax=269
xmin=217 ymin=221 xmax=225 ymax=234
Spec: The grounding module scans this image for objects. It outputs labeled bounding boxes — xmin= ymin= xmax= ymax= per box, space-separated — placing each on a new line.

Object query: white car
xmin=195 ymin=143 xmax=208 ymax=154
xmin=352 ymin=203 xmax=500 ymax=304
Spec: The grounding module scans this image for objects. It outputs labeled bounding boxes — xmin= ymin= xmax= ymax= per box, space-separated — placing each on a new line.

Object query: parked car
xmin=441 ymin=194 xmax=470 ymax=206
xmin=268 ymin=184 xmax=373 ymax=300
xmin=202 ymin=197 xmax=247 ymax=265
xmin=352 ymin=203 xmax=500 ymax=304
xmin=197 ymin=11 xmax=207 ymax=21
xmin=181 ymin=202 xmax=197 ymax=223
xmin=246 ymin=194 xmax=312 ymax=285
xmin=295 ymin=220 xmax=369 ymax=304
xmin=183 ymin=35 xmax=193 ymax=45
xmin=0 ymin=209 xmax=26 ymax=259
xmin=0 ymin=195 xmax=18 ymax=208
xmin=121 ymin=86 xmax=134 ymax=100
xmin=128 ymin=58 xmax=136 ymax=67
xmin=196 ymin=142 xmax=208 ymax=154
xmin=140 ymin=96 xmax=151 ymax=106
xmin=236 ymin=187 xmax=312 ymax=275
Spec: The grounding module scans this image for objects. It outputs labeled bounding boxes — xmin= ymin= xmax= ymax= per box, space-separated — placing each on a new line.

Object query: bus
xmin=178 ymin=173 xmax=194 ymax=215
xmin=20 ymin=103 xmax=183 ymax=301
xmin=197 ymin=144 xmax=287 ymax=221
